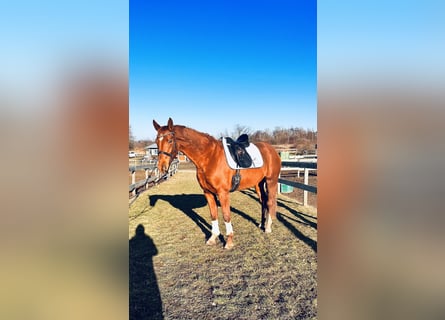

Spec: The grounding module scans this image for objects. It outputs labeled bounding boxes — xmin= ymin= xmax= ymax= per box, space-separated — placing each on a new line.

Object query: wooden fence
xmin=129 ymin=159 xmax=179 ymax=198
xmin=128 ymin=158 xmax=317 ymax=207
xmin=279 ymin=161 xmax=317 ymax=206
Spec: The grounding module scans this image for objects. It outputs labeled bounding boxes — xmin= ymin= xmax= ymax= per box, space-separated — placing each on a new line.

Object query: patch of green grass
xmin=130 ymin=171 xmax=317 ymax=319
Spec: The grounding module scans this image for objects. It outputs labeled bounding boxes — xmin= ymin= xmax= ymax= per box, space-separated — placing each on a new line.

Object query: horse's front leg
xmin=204 ymin=191 xmax=220 ymax=246
xmin=218 ymin=192 xmax=234 ymax=249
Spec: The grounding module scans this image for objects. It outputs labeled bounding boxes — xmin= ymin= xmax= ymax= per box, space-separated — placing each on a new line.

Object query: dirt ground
xmin=129 ymin=171 xmax=317 ymax=319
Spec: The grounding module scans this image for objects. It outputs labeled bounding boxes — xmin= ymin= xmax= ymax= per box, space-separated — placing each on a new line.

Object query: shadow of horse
xmin=240 ymin=189 xmax=317 ymax=228
xmin=129 ymin=224 xmax=163 ymax=320
xmin=149 ymin=194 xmax=225 ymax=245
xmin=276 ymin=214 xmax=317 ymax=252
xmin=277 ymin=201 xmax=317 ymax=229
xmin=240 ymin=189 xmax=317 ymax=252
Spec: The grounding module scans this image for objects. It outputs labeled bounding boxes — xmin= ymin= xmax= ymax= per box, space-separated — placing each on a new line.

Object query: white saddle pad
xmin=221 ymin=137 xmax=264 ymax=169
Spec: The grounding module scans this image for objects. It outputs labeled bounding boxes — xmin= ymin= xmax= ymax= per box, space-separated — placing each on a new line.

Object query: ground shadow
xmin=149 ymin=194 xmax=225 ymax=245
xmin=230 ymin=206 xmax=259 ymax=227
xmin=240 ymin=189 xmax=317 ymax=229
xmin=277 ymin=201 xmax=317 ymax=230
xmin=129 ymin=224 xmax=163 ymax=320
xmin=240 ymin=189 xmax=317 ymax=252
xmin=277 ymin=213 xmax=317 ymax=252
xmin=277 ymin=197 xmax=318 ymax=220
xmin=239 ymin=188 xmax=259 ymax=200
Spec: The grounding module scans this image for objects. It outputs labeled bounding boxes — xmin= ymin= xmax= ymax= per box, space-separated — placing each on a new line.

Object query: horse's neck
xmin=176 ymin=126 xmax=219 ymax=168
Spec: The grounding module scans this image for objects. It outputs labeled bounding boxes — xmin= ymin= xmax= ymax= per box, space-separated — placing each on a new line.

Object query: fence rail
xmin=128 ymin=158 xmax=317 ymax=207
xmin=129 ymin=159 xmax=179 ymax=199
xmin=279 ymin=160 xmax=317 ymax=206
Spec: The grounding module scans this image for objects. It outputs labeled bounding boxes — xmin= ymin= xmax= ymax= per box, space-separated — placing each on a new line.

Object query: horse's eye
xmin=168 ymin=139 xmax=173 ymax=144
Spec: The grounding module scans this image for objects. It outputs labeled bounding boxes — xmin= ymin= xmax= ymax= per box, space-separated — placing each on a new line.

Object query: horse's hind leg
xmin=264 ymin=177 xmax=278 ymax=233
xmin=257 ymin=178 xmax=268 ymax=231
xmin=255 ymin=184 xmax=262 ymax=203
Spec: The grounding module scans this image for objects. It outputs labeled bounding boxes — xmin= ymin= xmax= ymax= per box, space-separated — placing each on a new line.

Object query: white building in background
xmin=144 ymin=143 xmax=188 ymax=162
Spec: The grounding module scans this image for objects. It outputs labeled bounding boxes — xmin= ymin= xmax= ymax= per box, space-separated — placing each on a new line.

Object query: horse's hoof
xmin=265 ymin=228 xmax=272 ymax=233
xmin=206 ymin=234 xmax=218 ymax=246
xmin=224 ymin=234 xmax=234 ymax=249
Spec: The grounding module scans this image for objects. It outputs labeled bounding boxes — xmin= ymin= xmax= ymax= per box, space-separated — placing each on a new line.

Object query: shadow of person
xmin=130 ymin=224 xmax=163 ymax=320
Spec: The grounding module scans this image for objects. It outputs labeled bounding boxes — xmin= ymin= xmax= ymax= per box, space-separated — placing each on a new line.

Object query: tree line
xmin=130 ymin=124 xmax=317 ymax=153
xmin=219 ymin=124 xmax=317 ymax=152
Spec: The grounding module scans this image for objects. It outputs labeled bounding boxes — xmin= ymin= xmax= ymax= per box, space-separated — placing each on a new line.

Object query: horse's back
xmin=255 ymin=142 xmax=281 ymax=178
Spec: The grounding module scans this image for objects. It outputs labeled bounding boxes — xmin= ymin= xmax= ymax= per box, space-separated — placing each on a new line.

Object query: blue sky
xmin=130 ymin=0 xmax=316 ymax=140
xmin=0 ymin=1 xmax=127 ymax=108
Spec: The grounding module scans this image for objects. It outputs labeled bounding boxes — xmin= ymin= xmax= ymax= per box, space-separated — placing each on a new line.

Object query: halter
xmin=156 ymin=131 xmax=177 ymax=159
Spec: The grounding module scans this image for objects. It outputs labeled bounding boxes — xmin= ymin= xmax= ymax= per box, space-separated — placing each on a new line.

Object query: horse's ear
xmin=167 ymin=117 xmax=173 ymax=130
xmin=153 ymin=120 xmax=161 ymax=131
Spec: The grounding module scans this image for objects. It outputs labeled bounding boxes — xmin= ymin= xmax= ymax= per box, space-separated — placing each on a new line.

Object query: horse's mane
xmin=174 ymin=125 xmax=219 ymax=145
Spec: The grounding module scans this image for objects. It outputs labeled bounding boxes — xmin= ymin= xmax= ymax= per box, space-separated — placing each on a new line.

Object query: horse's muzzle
xmin=157 ymin=159 xmax=170 ymax=175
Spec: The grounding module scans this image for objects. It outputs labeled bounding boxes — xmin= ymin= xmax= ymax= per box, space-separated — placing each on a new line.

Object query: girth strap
xmin=230 ymin=169 xmax=241 ymax=192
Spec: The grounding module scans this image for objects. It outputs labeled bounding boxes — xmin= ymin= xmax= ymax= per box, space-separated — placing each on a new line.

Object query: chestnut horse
xmin=153 ymin=118 xmax=281 ymax=249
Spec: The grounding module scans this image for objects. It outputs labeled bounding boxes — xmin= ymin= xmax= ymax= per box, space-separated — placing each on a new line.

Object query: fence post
xmin=132 ymin=170 xmax=136 ymax=197
xmin=278 ymin=173 xmax=281 ymax=194
xmin=145 ymin=168 xmax=149 ymax=189
xmin=303 ymin=168 xmax=309 ymax=206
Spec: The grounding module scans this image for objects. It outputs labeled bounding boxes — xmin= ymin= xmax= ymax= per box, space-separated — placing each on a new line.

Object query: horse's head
xmin=153 ymin=117 xmax=178 ymax=175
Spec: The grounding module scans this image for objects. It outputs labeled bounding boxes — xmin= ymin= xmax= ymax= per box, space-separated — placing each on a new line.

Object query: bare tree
xmin=233 ymin=124 xmax=251 ymax=138
xmin=129 ymin=125 xmax=135 ymax=150
xmin=219 ymin=125 xmax=317 ymax=151
xmin=218 ymin=125 xmax=251 ymax=139
xmin=218 ymin=128 xmax=231 ymax=139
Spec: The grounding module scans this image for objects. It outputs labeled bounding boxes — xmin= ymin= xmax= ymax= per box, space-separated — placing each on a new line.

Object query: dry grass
xmin=129 ymin=171 xmax=317 ymax=319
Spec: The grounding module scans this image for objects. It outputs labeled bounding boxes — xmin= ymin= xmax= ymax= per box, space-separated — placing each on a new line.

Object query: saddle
xmin=225 ymin=134 xmax=253 ymax=168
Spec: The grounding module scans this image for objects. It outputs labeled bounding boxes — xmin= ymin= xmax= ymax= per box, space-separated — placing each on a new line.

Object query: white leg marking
xmin=265 ymin=214 xmax=272 ymax=233
xmin=225 ymin=221 xmax=233 ymax=235
xmin=211 ymin=220 xmax=221 ymax=236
